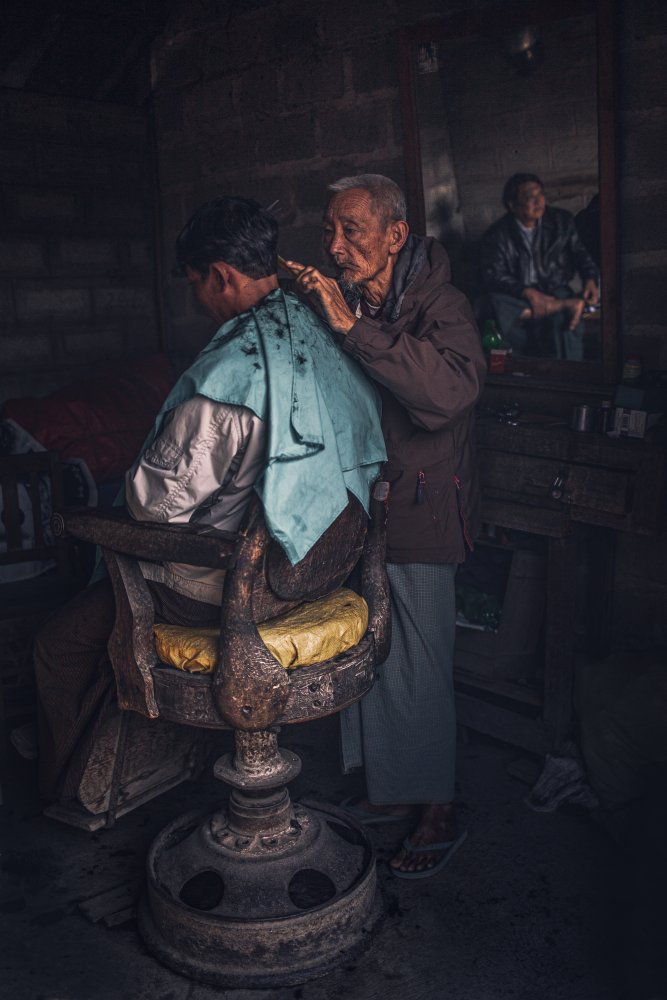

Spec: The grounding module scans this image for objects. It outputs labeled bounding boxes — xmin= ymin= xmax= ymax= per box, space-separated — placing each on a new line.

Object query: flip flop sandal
xmin=339 ymin=797 xmax=412 ymax=826
xmin=391 ymin=829 xmax=468 ymax=879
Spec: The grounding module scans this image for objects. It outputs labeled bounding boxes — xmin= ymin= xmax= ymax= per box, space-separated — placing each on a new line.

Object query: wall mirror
xmin=398 ymin=0 xmax=617 ymax=385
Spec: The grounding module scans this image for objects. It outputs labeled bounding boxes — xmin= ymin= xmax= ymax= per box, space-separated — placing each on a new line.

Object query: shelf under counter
xmin=453 ymin=414 xmax=666 ymax=754
xmin=476 ymin=416 xmax=666 ymax=535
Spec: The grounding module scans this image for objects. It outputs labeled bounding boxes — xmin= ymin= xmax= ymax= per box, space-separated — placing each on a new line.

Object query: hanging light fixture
xmin=503 ymin=24 xmax=544 ymax=76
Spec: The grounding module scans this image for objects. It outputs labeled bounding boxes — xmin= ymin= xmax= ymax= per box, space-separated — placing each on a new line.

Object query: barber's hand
xmin=583 ymin=278 xmax=600 ymax=306
xmin=283 ymin=259 xmax=356 ymax=336
xmin=522 ymin=287 xmax=553 ymax=320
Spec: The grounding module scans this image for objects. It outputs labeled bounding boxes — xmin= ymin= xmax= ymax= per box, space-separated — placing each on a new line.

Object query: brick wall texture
xmin=0 ymin=91 xmax=159 ymax=400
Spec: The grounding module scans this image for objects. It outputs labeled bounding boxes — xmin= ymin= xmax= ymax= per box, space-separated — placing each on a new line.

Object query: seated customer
xmin=35 ymin=196 xmax=386 ymax=806
xmin=480 ymin=173 xmax=599 ymax=360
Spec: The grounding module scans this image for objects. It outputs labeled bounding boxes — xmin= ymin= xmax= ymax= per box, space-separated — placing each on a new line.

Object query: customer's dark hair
xmin=502 ymin=173 xmax=543 ymax=210
xmin=174 ymin=196 xmax=278 ymax=279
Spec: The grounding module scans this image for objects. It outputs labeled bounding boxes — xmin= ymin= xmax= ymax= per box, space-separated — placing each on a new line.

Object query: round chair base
xmin=138 ymin=801 xmax=381 ymax=988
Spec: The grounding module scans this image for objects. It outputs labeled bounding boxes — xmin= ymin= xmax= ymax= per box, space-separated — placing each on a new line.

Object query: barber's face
xmin=510 ymin=181 xmax=546 ymax=226
xmin=323 ymin=189 xmax=396 ymax=288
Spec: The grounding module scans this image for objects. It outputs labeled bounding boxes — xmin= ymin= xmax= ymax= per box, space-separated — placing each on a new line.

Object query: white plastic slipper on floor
xmin=525 ymin=745 xmax=599 ymax=812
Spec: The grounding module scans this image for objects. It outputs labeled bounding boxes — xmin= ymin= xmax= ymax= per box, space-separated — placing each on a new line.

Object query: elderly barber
xmin=285 ymin=174 xmax=485 ymax=877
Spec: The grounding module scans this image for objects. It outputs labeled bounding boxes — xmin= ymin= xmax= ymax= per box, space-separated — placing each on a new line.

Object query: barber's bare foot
xmin=389 ymin=803 xmax=458 ymax=874
xmin=564 ymin=297 xmax=586 ymax=331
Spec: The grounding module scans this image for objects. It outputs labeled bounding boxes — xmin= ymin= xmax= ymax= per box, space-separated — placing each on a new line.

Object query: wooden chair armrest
xmin=104 ymin=550 xmax=160 ymax=717
xmin=52 ymin=508 xmax=238 ymax=569
xmin=213 ymin=501 xmax=290 ymax=729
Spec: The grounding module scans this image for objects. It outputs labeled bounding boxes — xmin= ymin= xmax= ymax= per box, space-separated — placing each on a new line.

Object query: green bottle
xmin=482 ymin=320 xmax=503 ymax=352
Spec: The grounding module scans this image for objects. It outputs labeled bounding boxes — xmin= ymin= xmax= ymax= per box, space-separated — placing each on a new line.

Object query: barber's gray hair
xmin=327 ymin=174 xmax=407 ymax=226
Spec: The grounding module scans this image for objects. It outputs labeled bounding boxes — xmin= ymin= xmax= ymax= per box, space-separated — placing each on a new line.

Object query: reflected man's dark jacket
xmin=480 ymin=205 xmax=599 ymax=300
xmin=341 ymin=235 xmax=486 ymax=565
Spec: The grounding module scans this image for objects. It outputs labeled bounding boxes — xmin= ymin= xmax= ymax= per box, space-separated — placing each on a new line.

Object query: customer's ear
xmin=210 ymin=261 xmax=229 ymax=290
xmin=388 ymin=221 xmax=409 ymax=255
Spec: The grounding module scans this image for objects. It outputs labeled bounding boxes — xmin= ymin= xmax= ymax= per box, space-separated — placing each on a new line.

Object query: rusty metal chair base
xmin=138 ymin=797 xmax=381 ymax=987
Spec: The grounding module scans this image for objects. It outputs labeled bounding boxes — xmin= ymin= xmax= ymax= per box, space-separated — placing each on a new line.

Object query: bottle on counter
xmin=596 ymin=399 xmax=613 ymax=433
xmin=622 ymin=355 xmax=642 ymax=386
xmin=482 ymin=320 xmax=503 ymax=353
xmin=482 ymin=320 xmax=511 ymax=373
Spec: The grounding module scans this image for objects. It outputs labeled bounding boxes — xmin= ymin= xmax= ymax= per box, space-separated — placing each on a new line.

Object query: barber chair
xmin=53 ymin=483 xmax=390 ymax=987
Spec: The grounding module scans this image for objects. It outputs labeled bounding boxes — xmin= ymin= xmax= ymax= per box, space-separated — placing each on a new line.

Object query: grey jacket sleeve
xmin=126 ymin=395 xmax=265 ymax=525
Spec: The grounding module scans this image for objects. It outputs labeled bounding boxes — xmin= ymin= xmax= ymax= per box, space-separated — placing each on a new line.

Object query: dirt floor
xmin=0 ymin=715 xmax=640 ymax=1000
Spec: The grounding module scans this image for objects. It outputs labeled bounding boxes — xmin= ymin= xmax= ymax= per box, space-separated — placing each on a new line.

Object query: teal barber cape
xmin=144 ymin=288 xmax=386 ymax=564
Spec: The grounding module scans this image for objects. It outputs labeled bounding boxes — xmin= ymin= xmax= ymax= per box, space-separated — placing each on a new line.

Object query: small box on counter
xmin=489 ymin=348 xmax=511 ymax=374
xmin=610 ymin=407 xmax=662 ymax=439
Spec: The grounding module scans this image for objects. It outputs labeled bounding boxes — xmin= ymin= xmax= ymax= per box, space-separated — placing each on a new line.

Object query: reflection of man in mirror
xmin=480 ymin=173 xmax=600 ymax=360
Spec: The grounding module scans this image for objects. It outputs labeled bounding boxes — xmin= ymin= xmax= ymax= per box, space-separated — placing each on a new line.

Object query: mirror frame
xmin=398 ymin=0 xmax=618 ymax=386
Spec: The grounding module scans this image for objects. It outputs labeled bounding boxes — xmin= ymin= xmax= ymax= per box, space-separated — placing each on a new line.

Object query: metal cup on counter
xmin=570 ymin=404 xmax=595 ymax=432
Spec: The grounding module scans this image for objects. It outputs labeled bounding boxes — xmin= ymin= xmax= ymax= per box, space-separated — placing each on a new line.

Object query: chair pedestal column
xmin=138 ymin=728 xmax=381 ymax=988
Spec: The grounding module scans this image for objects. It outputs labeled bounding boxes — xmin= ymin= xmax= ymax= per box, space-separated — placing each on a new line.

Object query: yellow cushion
xmin=153 ymin=587 xmax=368 ymax=673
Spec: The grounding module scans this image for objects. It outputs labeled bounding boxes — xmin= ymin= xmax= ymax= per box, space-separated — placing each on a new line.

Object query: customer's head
xmin=174 ymin=197 xmax=279 ymax=324
xmin=174 ymin=196 xmax=278 ymax=280
xmin=323 ymin=174 xmax=409 ymax=293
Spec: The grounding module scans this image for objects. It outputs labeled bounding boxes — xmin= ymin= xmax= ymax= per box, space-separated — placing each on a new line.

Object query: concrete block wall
xmin=150 ymin=0 xmax=667 ymax=644
xmin=618 ymin=2 xmax=667 ymax=371
xmin=611 ymin=1 xmax=667 ymax=645
xmin=0 ymin=90 xmax=159 ymax=401
xmin=151 ymin=0 xmax=412 ymax=359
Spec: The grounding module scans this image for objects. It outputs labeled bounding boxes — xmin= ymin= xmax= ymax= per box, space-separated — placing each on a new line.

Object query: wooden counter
xmin=454 ymin=416 xmax=666 ymax=753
